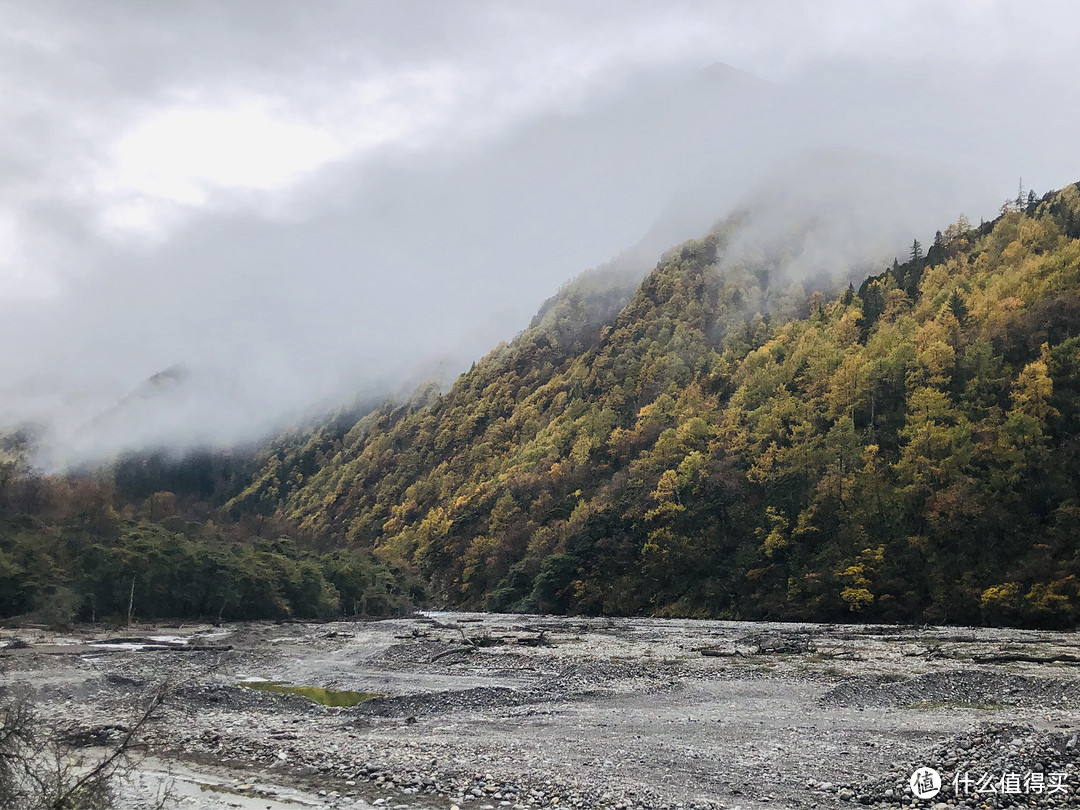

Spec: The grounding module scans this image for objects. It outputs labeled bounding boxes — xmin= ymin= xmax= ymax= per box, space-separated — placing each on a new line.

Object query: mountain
xmin=226 ymin=182 xmax=1080 ymax=627
xmin=4 ymin=179 xmax=1079 ymax=629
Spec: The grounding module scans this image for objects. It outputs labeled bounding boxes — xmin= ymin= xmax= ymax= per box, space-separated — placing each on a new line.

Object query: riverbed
xmin=4 ymin=613 xmax=1080 ymax=808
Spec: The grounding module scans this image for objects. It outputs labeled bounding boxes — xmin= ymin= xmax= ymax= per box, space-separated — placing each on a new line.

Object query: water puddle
xmin=237 ymin=678 xmax=380 ymax=707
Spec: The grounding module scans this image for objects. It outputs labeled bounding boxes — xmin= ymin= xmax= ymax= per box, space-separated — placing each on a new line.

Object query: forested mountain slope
xmin=0 ymin=424 xmax=422 ymax=623
xmin=232 ymin=185 xmax=1080 ymax=626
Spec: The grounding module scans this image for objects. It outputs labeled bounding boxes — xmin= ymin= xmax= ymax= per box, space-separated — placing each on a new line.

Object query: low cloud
xmin=0 ymin=1 xmax=1077 ymax=467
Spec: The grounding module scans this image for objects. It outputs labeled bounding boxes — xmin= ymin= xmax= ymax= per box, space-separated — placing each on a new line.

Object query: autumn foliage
xmin=223 ymin=184 xmax=1080 ymax=627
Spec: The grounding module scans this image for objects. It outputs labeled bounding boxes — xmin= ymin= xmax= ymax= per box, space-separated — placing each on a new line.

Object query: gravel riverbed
xmin=4 ymin=614 xmax=1080 ymax=809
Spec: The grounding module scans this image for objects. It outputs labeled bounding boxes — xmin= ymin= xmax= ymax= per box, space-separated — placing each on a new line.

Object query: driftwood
xmin=698 ymin=647 xmax=743 ymax=658
xmin=429 ymin=645 xmax=477 ymax=663
xmin=809 ymin=649 xmax=864 ymax=661
xmin=972 ymin=651 xmax=1080 ymax=665
xmin=696 ymin=631 xmax=814 ymax=658
xmin=743 ymin=633 xmax=813 ymax=654
xmin=516 ymin=631 xmax=549 ymax=647
xmin=393 ymin=629 xmax=430 ymax=640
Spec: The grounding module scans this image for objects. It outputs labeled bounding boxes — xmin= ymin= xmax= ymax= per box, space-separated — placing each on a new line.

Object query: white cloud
xmin=83 ymin=64 xmax=518 ymax=241
xmin=90 ymin=100 xmax=346 ymax=239
xmin=1 ymin=0 xmax=1079 ymax=464
xmin=0 ymin=207 xmax=61 ymax=298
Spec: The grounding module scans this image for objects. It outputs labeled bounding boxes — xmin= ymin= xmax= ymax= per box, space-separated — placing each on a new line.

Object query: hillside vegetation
xmin=226 ymin=184 xmax=1080 ymax=627
xmin=4 ymin=185 xmax=1079 ymax=628
xmin=0 ymin=444 xmax=421 ymax=624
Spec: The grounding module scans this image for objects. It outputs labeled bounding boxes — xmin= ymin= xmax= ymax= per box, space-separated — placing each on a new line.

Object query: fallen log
xmin=972 ymin=651 xmax=1080 ymax=664
xmin=696 ymin=647 xmax=743 ymax=658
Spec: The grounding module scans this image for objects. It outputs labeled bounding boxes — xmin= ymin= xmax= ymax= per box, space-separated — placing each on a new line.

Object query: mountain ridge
xmin=3 ymin=180 xmax=1079 ymax=628
xmin=225 ymin=180 xmax=1080 ymax=626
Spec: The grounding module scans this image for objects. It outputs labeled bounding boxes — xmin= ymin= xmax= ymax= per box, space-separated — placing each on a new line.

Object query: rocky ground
xmin=4 ymin=614 xmax=1080 ymax=809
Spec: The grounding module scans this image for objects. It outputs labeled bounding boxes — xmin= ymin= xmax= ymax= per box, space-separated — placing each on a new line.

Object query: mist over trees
xmin=4 ymin=0 xmax=1077 ymax=466
xmin=3 ymin=179 xmax=1080 ymax=629
xmin=0 ymin=443 xmax=421 ymax=624
xmin=216 ymin=182 xmax=1080 ymax=628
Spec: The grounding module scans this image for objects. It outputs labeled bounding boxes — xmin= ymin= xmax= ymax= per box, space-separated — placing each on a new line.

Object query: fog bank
xmin=0 ymin=1 xmax=1077 ymax=466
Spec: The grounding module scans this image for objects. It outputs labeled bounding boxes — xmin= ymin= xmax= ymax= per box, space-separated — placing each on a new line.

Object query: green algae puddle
xmin=237 ymin=680 xmax=379 ymax=707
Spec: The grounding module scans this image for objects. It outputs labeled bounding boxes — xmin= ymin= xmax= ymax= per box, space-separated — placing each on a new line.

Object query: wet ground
xmin=5 ymin=613 xmax=1080 ymax=809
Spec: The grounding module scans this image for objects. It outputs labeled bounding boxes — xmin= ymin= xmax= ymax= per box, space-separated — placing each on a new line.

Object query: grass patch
xmin=237 ymin=680 xmax=380 ymax=707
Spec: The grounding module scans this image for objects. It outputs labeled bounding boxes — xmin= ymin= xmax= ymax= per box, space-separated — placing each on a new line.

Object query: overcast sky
xmin=1 ymin=1 xmax=1078 ymax=465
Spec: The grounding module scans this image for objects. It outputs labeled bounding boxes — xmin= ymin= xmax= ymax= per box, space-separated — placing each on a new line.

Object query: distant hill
xmin=227 ymin=182 xmax=1080 ymax=627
